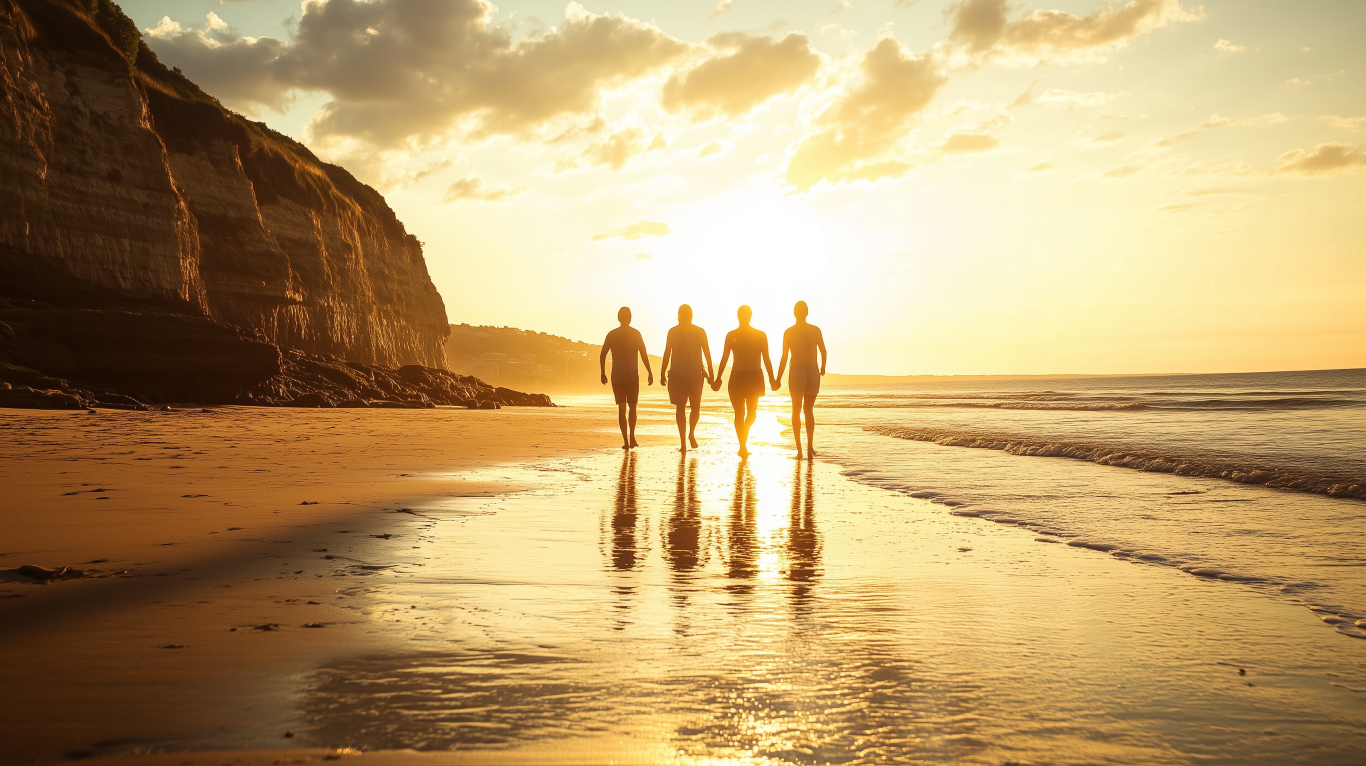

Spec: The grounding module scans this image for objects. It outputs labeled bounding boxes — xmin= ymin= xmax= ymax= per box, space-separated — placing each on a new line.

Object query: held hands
xmin=710 ymin=378 xmax=722 ymax=392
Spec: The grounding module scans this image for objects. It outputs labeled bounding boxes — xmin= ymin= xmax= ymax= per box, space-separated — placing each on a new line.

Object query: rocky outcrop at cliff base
xmin=0 ymin=297 xmax=551 ymax=410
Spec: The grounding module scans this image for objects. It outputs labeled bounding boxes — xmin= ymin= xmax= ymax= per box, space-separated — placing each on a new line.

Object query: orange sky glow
xmin=124 ymin=0 xmax=1365 ymax=374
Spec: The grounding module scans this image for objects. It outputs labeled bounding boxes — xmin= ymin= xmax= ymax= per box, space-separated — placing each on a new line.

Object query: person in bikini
xmin=712 ymin=305 xmax=776 ymax=459
xmin=774 ymin=300 xmax=828 ymax=459
xmin=660 ymin=304 xmax=714 ymax=453
xmin=600 ymin=307 xmax=653 ymax=449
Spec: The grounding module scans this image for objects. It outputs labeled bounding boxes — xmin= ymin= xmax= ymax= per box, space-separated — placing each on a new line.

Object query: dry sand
xmin=0 ymin=404 xmax=672 ymax=764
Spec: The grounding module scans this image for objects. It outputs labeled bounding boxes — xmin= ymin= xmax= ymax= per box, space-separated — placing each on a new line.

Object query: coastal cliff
xmin=0 ymin=0 xmax=448 ymax=368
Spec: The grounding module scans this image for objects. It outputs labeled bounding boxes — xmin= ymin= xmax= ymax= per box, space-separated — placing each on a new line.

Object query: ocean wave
xmin=826 ymin=400 xmax=1152 ymax=411
xmin=867 ymin=426 xmax=1366 ymax=500
xmin=824 ymin=395 xmax=1363 ymax=412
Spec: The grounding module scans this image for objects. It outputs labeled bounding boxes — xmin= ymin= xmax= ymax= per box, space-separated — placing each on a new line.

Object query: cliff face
xmin=0 ymin=0 xmax=449 ymax=367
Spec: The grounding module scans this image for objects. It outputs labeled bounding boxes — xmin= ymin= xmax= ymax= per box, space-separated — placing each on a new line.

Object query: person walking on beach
xmin=712 ymin=305 xmax=775 ymax=459
xmin=600 ymin=307 xmax=653 ymax=449
xmin=660 ymin=304 xmax=714 ymax=453
xmin=774 ymin=300 xmax=828 ymax=459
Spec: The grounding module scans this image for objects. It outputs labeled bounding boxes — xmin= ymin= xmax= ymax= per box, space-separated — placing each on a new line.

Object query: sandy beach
xmin=0 ymin=403 xmax=671 ymax=764
xmin=4 ymin=394 xmax=1364 ymax=765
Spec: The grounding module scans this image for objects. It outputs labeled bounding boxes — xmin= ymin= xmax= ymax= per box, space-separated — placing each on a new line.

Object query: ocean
xmin=815 ymin=368 xmax=1366 ymax=639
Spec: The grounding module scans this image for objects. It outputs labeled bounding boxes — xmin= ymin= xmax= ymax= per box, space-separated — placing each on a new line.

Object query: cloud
xmin=1158 ymin=203 xmax=1195 ymax=213
xmin=785 ymin=37 xmax=946 ymax=190
xmin=1088 ymin=132 xmax=1127 ymax=145
xmin=710 ymin=0 xmax=733 ymax=19
xmin=937 ymin=132 xmax=1001 ymax=155
xmin=592 ymin=221 xmax=673 ymax=241
xmin=382 ymin=158 xmax=456 ymax=191
xmin=440 ymin=173 xmax=526 ymax=203
xmin=1320 ymin=115 xmax=1366 ymax=131
xmin=1035 ymin=88 xmax=1122 ymax=108
xmin=145 ymin=14 xmax=289 ymax=112
xmin=634 ymin=253 xmax=655 ymax=260
xmin=1213 ymin=39 xmax=1244 ymax=54
xmin=1155 ymin=112 xmax=1289 ymax=147
xmin=1102 ymin=164 xmax=1143 ymax=178
xmin=697 ymin=140 xmax=724 ymax=158
xmin=1199 ymin=113 xmax=1287 ymax=130
xmin=146 ymin=1 xmax=689 ymax=150
xmin=945 ymin=0 xmax=1202 ymax=65
xmin=1180 ymin=187 xmax=1241 ymax=196
xmin=662 ymin=33 xmax=821 ymax=119
xmin=1023 ymin=161 xmax=1055 ymax=173
xmin=1274 ymin=143 xmax=1366 ymax=176
xmin=555 ymin=127 xmax=664 ymax=171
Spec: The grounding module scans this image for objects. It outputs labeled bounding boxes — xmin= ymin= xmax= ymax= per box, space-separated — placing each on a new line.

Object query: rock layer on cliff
xmin=0 ymin=0 xmax=449 ymax=367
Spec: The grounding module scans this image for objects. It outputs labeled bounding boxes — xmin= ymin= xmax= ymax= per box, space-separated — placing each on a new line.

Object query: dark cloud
xmin=145 ymin=1 xmax=688 ymax=148
xmin=945 ymin=0 xmax=1201 ymax=65
xmin=1274 ymin=143 xmax=1366 ymax=176
xmin=145 ymin=14 xmax=288 ymax=112
xmin=662 ymin=32 xmax=821 ymax=119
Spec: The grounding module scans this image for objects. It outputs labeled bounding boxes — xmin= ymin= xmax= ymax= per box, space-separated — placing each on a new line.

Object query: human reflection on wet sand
xmin=787 ymin=459 xmax=821 ymax=604
xmin=725 ymin=461 xmax=759 ymax=592
xmin=610 ymin=450 xmax=640 ymax=571
xmin=607 ymin=450 xmax=640 ymax=631
xmin=665 ymin=456 xmax=703 ymax=574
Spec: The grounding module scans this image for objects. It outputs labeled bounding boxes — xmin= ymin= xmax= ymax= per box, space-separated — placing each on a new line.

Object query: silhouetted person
xmin=600 ymin=307 xmax=653 ymax=449
xmin=713 ymin=305 xmax=775 ymax=458
xmin=774 ymin=300 xmax=827 ymax=459
xmin=660 ymin=304 xmax=714 ymax=453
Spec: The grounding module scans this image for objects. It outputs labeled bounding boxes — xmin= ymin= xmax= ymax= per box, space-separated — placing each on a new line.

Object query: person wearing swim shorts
xmin=774 ymin=300 xmax=828 ymax=459
xmin=600 ymin=307 xmax=653 ymax=449
xmin=660 ymin=304 xmax=714 ymax=454
xmin=712 ymin=305 xmax=775 ymax=459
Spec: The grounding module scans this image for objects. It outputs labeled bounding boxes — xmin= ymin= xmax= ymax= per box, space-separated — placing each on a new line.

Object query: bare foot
xmin=689 ymin=434 xmax=699 ymax=449
xmin=793 ymin=450 xmax=804 ymax=460
xmin=621 ymin=443 xmax=630 ymax=450
xmin=808 ymin=448 xmax=817 ymax=458
xmin=738 ymin=446 xmax=749 ymax=459
xmin=630 ymin=437 xmax=639 ymax=448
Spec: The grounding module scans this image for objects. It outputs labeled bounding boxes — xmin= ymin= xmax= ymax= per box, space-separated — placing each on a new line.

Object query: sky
xmin=117 ymin=0 xmax=1365 ymax=375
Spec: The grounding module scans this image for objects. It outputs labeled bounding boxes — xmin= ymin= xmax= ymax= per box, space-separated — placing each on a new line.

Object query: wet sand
xmin=0 ymin=404 xmax=672 ymax=764
xmin=2 ymin=400 xmax=1364 ymax=764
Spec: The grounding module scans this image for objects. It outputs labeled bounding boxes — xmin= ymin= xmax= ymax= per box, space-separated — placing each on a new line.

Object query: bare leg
xmin=688 ymin=400 xmax=701 ymax=448
xmin=628 ymin=402 xmax=639 ymax=448
xmin=675 ymin=403 xmax=687 ymax=452
xmin=804 ymin=396 xmax=817 ymax=457
xmin=790 ymin=394 xmax=804 ymax=459
xmin=617 ymin=403 xmax=630 ymax=449
xmin=729 ymin=386 xmax=746 ymax=456
xmin=738 ymin=394 xmax=760 ymax=457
